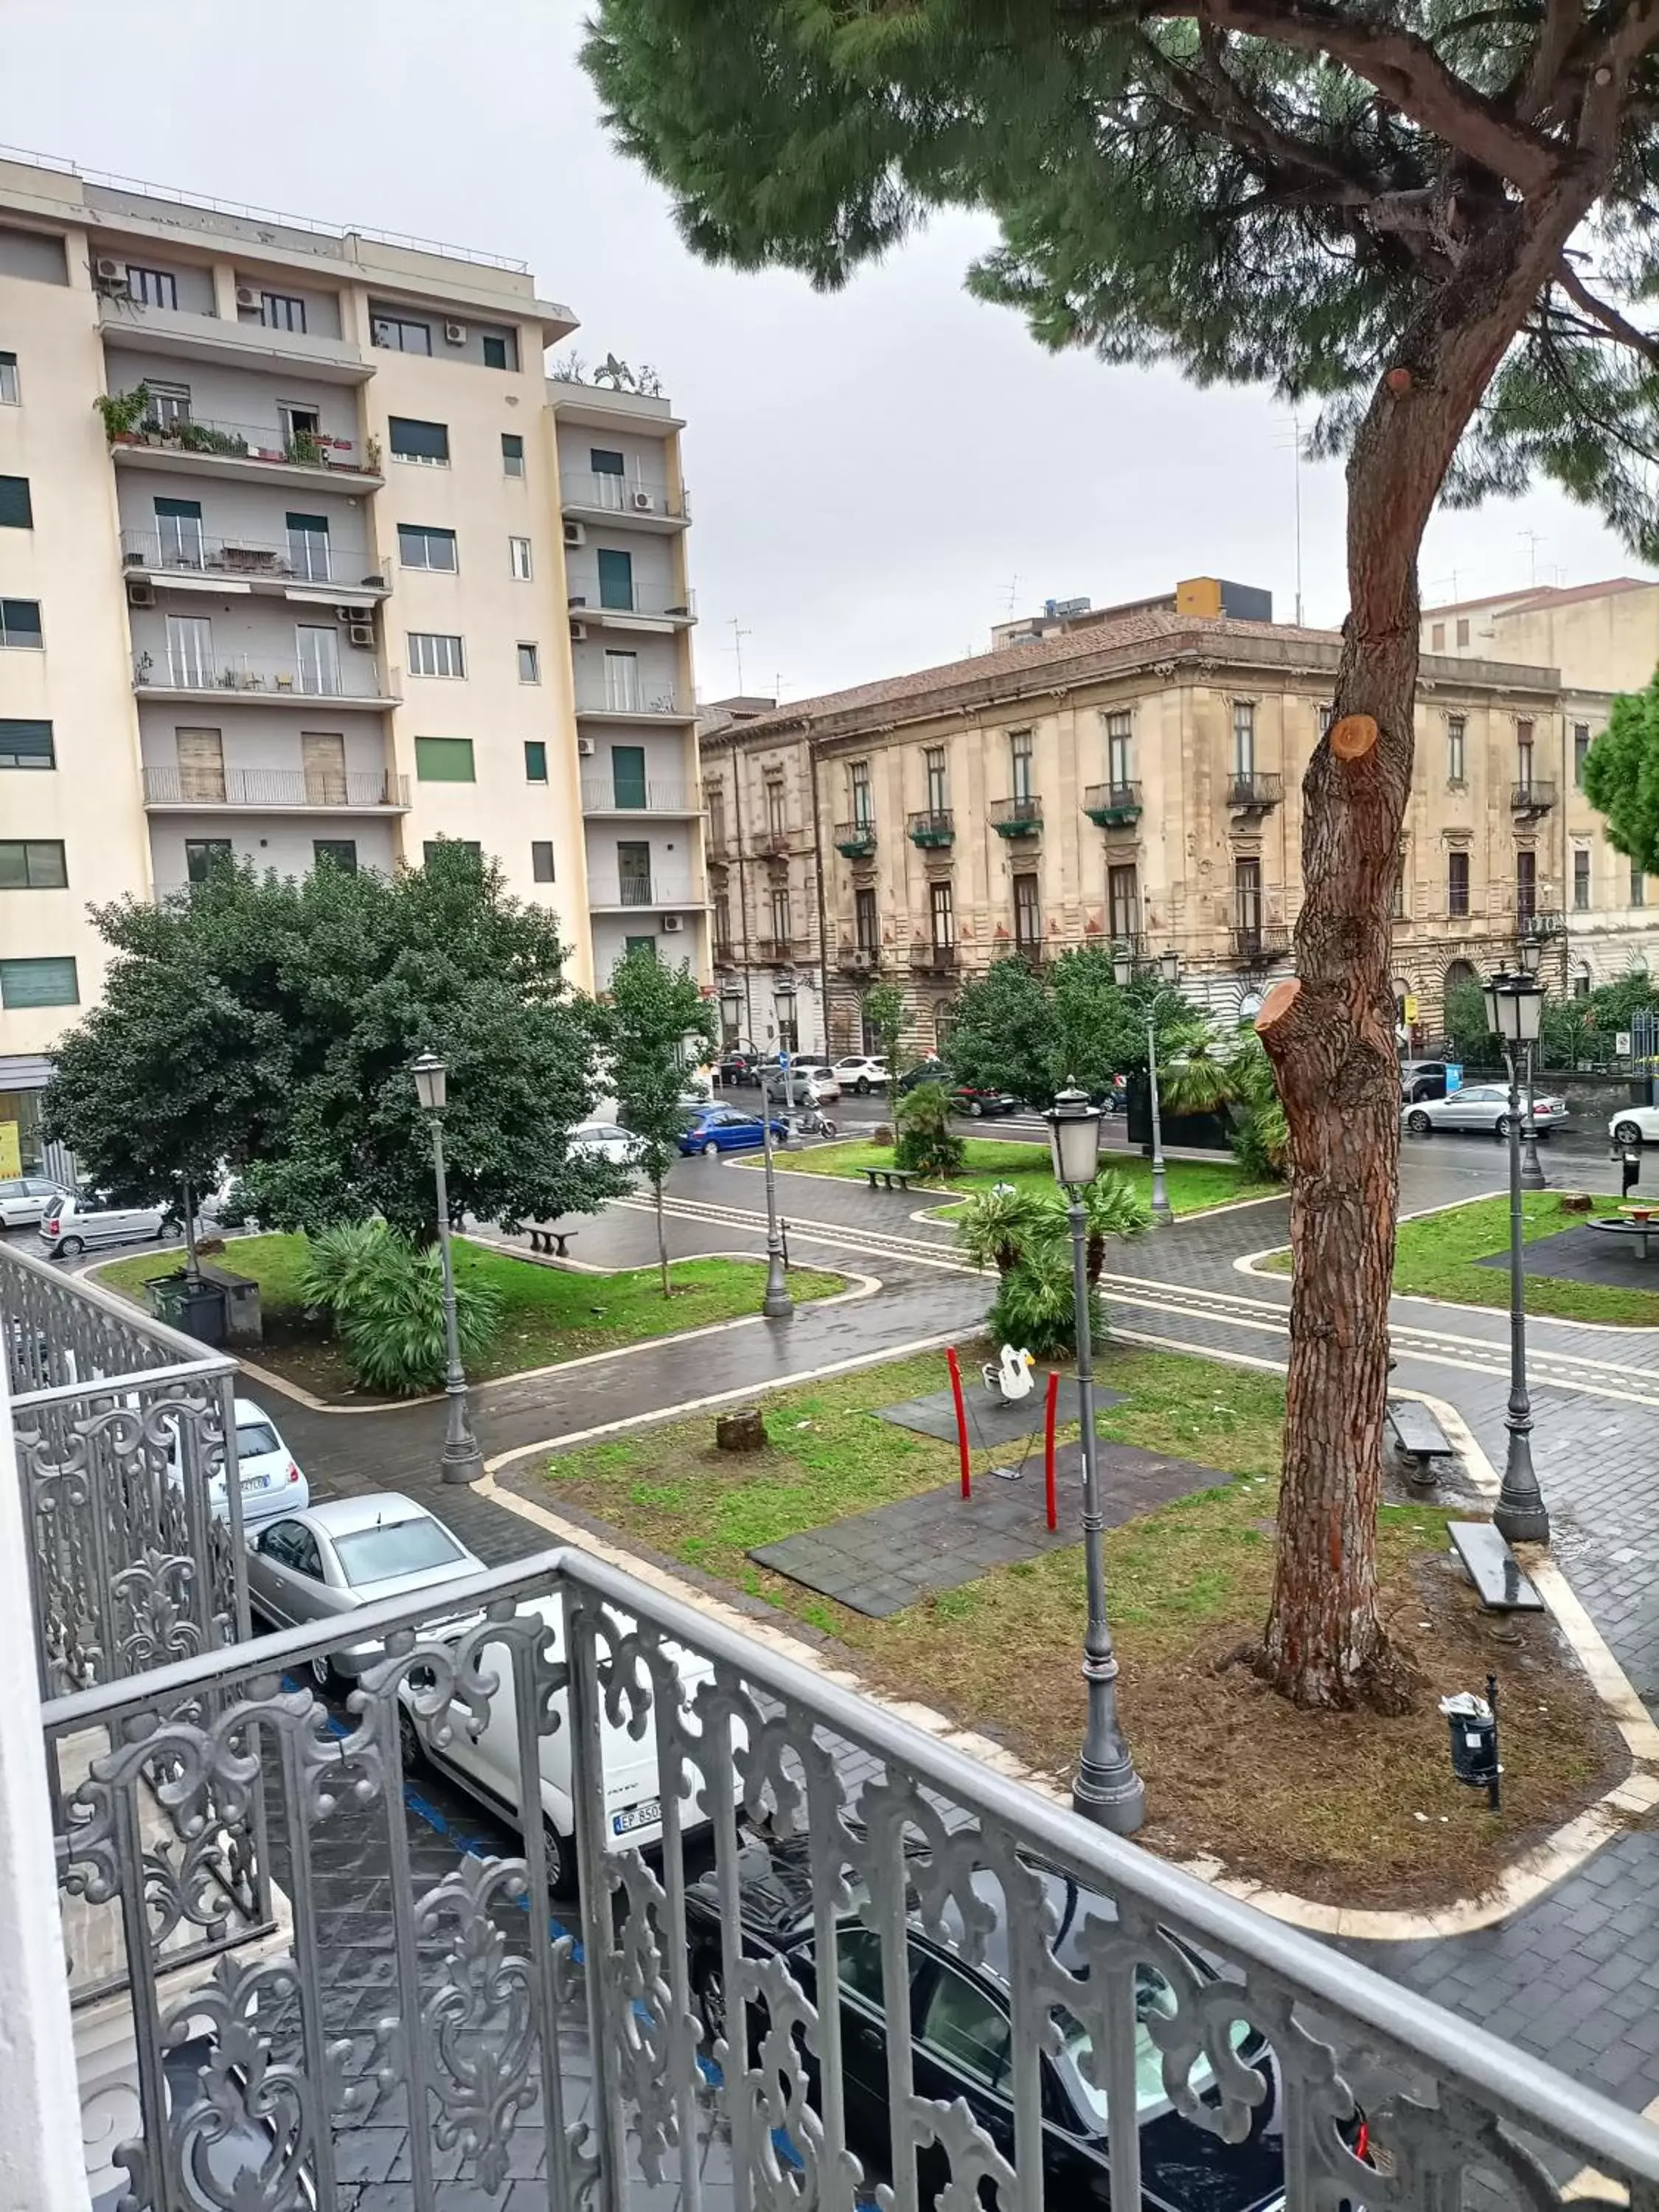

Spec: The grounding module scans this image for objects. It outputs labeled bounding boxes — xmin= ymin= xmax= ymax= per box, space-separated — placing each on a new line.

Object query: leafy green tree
xmin=47 ymin=846 xmax=625 ymax=1244
xmin=599 ymin=948 xmax=717 ymax=1295
xmin=1585 ymin=674 xmax=1659 ymax=877
xmin=942 ymin=959 xmax=1057 ymax=1105
xmin=893 ymin=1081 xmax=965 ymax=1179
xmin=586 ymin=0 xmax=1659 ymax=1708
xmin=945 ymin=950 xmax=1197 ymax=1105
xmin=860 ymin=978 xmax=908 ymax=1077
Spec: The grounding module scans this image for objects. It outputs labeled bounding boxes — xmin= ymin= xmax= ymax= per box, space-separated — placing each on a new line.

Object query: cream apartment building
xmin=0 ymin=150 xmax=707 ymax=1175
xmin=720 ymin=595 xmax=1582 ymax=1056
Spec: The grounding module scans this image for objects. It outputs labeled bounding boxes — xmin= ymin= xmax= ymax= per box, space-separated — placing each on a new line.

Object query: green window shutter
xmin=389 ymin=416 xmax=450 ymax=462
xmin=153 ymin=495 xmax=202 ymax=520
xmin=597 ymin=549 xmax=634 ymax=610
xmin=0 ymin=720 xmax=53 ymax=768
xmin=0 ymin=956 xmax=77 ymax=1009
xmin=611 ymin=745 xmax=647 ymax=809
xmin=285 ymin=511 xmax=330 ymax=535
xmin=414 ymin=737 xmax=476 ymax=783
xmin=590 ymin=448 xmax=625 ymax=475
xmin=524 ymin=740 xmax=548 ymax=783
xmin=0 ymin=476 xmax=32 ymax=529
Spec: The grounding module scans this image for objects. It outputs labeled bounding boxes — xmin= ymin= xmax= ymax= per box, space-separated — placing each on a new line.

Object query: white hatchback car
xmin=39 ymin=1191 xmax=167 ymax=1256
xmin=1610 ymin=1105 xmax=1659 ymax=1147
xmin=215 ymin=1398 xmax=309 ymax=1526
xmin=568 ymin=1119 xmax=647 ymax=1166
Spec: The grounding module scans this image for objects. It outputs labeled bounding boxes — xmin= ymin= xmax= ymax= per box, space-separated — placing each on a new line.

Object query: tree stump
xmin=1559 ymin=1191 xmax=1594 ymax=1213
xmin=872 ymin=1124 xmax=894 ymax=1147
xmin=716 ymin=1405 xmax=768 ymax=1453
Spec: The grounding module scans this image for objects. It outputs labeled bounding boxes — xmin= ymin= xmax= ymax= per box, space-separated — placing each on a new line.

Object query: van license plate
xmin=612 ymin=1799 xmax=661 ymax=1837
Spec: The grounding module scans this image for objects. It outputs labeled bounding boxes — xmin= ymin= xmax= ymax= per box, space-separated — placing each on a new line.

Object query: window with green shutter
xmin=389 ymin=417 xmax=450 ymax=465
xmin=524 ymin=741 xmax=548 ymax=783
xmin=398 ymin=524 xmax=457 ymax=572
xmin=414 ymin=737 xmax=476 ymax=782
xmin=0 ymin=956 xmax=77 ymax=1008
xmin=0 ymin=720 xmax=52 ymax=768
xmin=0 ymin=476 xmax=33 ymax=529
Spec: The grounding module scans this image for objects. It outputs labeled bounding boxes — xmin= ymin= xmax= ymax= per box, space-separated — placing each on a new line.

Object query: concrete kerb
xmin=479 ymin=1322 xmax=1658 ymax=1944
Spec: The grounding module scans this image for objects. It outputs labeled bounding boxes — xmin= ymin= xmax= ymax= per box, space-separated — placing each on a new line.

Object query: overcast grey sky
xmin=5 ymin=1 xmax=1649 ymax=703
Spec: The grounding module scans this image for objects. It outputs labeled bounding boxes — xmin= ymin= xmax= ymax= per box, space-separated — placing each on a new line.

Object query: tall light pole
xmin=1480 ymin=975 xmax=1549 ymax=1545
xmin=411 ymin=1051 xmax=483 ymax=1485
xmin=758 ymin=1088 xmax=793 ymax=1321
xmin=1515 ymin=932 xmax=1548 ymax=1192
xmin=1044 ymin=1088 xmax=1146 ymax=1834
xmin=1114 ymin=944 xmax=1181 ymax=1226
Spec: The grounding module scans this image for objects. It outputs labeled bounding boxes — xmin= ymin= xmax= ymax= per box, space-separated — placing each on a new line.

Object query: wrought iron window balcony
xmin=910 ymin=939 xmax=960 ymax=971
xmin=1083 ymin=781 xmax=1144 ymax=827
xmin=120 ymin=527 xmax=389 ymax=592
xmin=1231 ymin=919 xmax=1291 ymax=962
xmin=907 ymin=808 xmax=956 ymax=848
xmin=990 ymin=795 xmax=1043 ymax=836
xmin=833 ymin=819 xmax=877 ymax=858
xmin=751 ymin=828 xmax=793 ymax=859
xmin=1227 ymin=771 xmax=1284 ymax=811
xmin=1511 ymin=779 xmax=1559 ymax=815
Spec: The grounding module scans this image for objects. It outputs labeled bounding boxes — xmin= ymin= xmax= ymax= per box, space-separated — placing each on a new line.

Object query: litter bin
xmin=175 ymin=1276 xmax=228 ymax=1348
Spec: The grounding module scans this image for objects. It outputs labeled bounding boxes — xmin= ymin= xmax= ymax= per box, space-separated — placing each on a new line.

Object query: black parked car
xmin=1399 ymin=1060 xmax=1452 ymax=1103
xmin=686 ymin=1837 xmax=1333 ymax=2212
xmin=718 ymin=1051 xmax=761 ymax=1086
xmin=894 ymin=1057 xmax=948 ymax=1096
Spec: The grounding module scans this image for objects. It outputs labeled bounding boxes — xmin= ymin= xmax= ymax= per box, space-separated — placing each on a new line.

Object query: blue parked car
xmin=677 ymin=1104 xmax=789 ymax=1156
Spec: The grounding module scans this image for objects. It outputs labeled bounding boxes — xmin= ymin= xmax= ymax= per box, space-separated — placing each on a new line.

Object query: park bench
xmin=863 ymin=1168 xmax=916 ymax=1192
xmin=1449 ymin=1520 xmax=1543 ymax=1612
xmin=526 ymin=1225 xmax=577 ymax=1258
xmin=1385 ymin=1398 xmax=1452 ymax=1479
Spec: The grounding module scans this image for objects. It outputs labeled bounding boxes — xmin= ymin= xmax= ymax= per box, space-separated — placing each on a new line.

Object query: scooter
xmin=796 ymin=1106 xmax=838 ymax=1139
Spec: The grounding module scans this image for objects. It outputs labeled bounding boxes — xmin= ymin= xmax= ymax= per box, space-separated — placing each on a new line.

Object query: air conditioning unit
xmin=334 ymin=605 xmax=366 ymax=625
xmin=94 ymin=256 xmax=124 ymax=283
xmin=563 ymin=520 xmax=586 ymax=547
xmin=569 ymin=621 xmax=588 ymax=643
xmin=347 ymin=622 xmax=375 ymax=649
xmin=443 ymin=321 xmax=467 ymax=345
xmin=576 ymin=735 xmax=597 ymax=757
xmin=630 ymin=490 xmax=654 ymax=512
xmin=234 ymin=285 xmax=260 ymax=310
xmin=125 ymin=579 xmax=156 ymax=609
xmin=661 ymin=914 xmax=684 ymax=933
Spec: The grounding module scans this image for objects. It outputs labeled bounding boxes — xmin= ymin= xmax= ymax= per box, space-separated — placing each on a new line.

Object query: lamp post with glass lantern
xmin=759 ymin=983 xmax=795 ymax=1320
xmin=1044 ymin=1087 xmax=1146 ymax=1833
xmin=1113 ymin=945 xmax=1181 ymax=1226
xmin=1515 ymin=932 xmax=1548 ymax=1192
xmin=1481 ymin=973 xmax=1549 ymax=1545
xmin=411 ymin=1051 xmax=484 ymax=1486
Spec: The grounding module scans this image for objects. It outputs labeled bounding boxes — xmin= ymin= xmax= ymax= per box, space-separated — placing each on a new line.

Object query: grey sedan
xmin=245 ymin=1492 xmax=482 ymax=1688
xmin=1402 ymin=1083 xmax=1569 ymax=1138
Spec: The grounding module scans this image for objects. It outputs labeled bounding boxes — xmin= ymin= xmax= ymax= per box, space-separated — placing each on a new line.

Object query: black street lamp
xmin=759 ymin=983 xmax=794 ymax=1321
xmin=411 ymin=1050 xmax=484 ymax=1486
xmin=1480 ymin=974 xmax=1549 ymax=1545
xmin=1043 ymin=1087 xmax=1146 ymax=1833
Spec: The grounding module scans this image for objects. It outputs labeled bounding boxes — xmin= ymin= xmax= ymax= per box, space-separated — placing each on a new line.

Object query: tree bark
xmin=655 ymin=1173 xmax=670 ymax=1298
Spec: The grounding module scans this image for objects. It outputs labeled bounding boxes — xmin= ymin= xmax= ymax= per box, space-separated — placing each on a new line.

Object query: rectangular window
xmin=509 ymin=535 xmax=532 ymax=580
xmin=596 ymin=547 xmax=634 ymax=610
xmin=1634 ymin=860 xmax=1646 ymax=907
xmin=714 ymin=893 xmax=731 ymax=953
xmin=1234 ymin=856 xmax=1263 ymax=935
xmin=1456 ymin=617 xmax=1470 ymax=647
xmin=1013 ymin=872 xmax=1040 ymax=947
xmin=261 ymin=291 xmax=306 ymax=333
xmin=517 ymin=641 xmax=540 ymax=684
xmin=765 ymin=779 xmax=786 ymax=837
xmin=1516 ymin=849 xmax=1537 ymax=919
xmin=591 ymin=448 xmax=626 ymax=476
xmin=771 ymin=886 xmax=793 ymax=942
xmin=313 ymin=839 xmax=358 ymax=873
xmin=398 ymin=524 xmax=458 ymax=572
xmin=176 ymin=726 xmax=225 ymax=802
xmin=1574 ymin=848 xmax=1591 ymax=910
xmin=1105 ymin=709 xmax=1133 ymax=789
xmin=602 ymin=650 xmax=640 ymax=712
xmin=279 ymin=509 xmax=330 ymax=585
xmin=0 ymin=476 xmax=32 ymax=529
xmin=617 ymin=841 xmax=652 ymax=902
xmin=706 ymin=782 xmax=726 ymax=849
xmin=855 ymin=887 xmax=877 ymax=950
xmin=611 ymin=745 xmax=647 ymax=809
xmin=925 ymin=745 xmax=947 ymax=813
xmin=296 ymin=624 xmax=340 ymax=696
xmin=1447 ymin=849 xmax=1470 ymax=917
xmin=408 ymin=632 xmax=466 ymax=679
xmin=524 ymin=740 xmax=549 ymax=784
xmin=850 ymin=759 xmax=872 ymax=825
xmin=148 ymin=380 xmax=190 ymax=428
xmin=0 ymin=598 xmax=41 ymax=650
xmin=1391 ymin=852 xmax=1405 ymax=919
xmin=165 ymin=614 xmax=212 ymax=687
xmin=531 ymin=840 xmax=555 ymax=883
xmin=1107 ymin=863 xmax=1139 ymax=941
xmin=127 ymin=265 xmax=178 ymax=310
xmin=0 ymin=956 xmax=77 ymax=1009
xmin=930 ymin=878 xmax=955 ymax=947
xmin=1574 ymin=723 xmax=1591 ymax=787
xmin=0 ymin=351 xmax=17 ymax=405
xmin=1517 ymin=718 xmax=1535 ymax=789
xmin=302 ymin=731 xmax=347 ymax=805
xmin=1447 ymin=714 xmax=1466 ymax=783
xmin=1430 ymin=623 xmax=1445 ymax=650
xmin=1009 ymin=728 xmax=1034 ymax=801
xmin=0 ymin=719 xmax=52 ymax=768
xmin=372 ymin=315 xmax=432 ymax=354
xmin=414 ymin=736 xmax=476 ymax=782
xmin=389 ymin=416 xmax=450 ymax=465
xmin=626 ymin=933 xmax=658 ymax=961
xmin=501 ymin=432 xmax=525 ymax=476
xmin=154 ymin=494 xmax=204 ymax=567
xmin=0 ymin=840 xmax=66 ymax=889
xmin=482 ymin=334 xmax=509 ymax=371
xmin=184 ymin=838 xmax=232 ymax=883
xmin=1232 ymin=700 xmax=1256 ymax=776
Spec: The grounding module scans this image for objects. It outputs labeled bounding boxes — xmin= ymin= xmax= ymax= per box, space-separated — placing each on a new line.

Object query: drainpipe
xmin=807 ymin=734 xmax=832 ymax=1056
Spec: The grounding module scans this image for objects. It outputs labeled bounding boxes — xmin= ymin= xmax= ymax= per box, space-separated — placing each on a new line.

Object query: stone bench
xmin=1386 ymin=1399 xmax=1452 ymax=1478
xmin=1449 ymin=1519 xmax=1543 ymax=1611
xmin=526 ymin=1225 xmax=577 ymax=1258
xmin=863 ymin=1168 xmax=916 ymax=1192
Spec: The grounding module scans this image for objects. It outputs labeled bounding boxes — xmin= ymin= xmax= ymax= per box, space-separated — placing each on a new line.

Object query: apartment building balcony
xmin=751 ymin=827 xmax=794 ymax=860
xmin=574 ymin=679 xmax=695 ymax=723
xmin=580 ymin=779 xmax=700 ymax=818
xmin=1231 ymin=919 xmax=1292 ymax=962
xmin=833 ymin=818 xmax=877 ymax=858
xmin=142 ymin=765 xmax=409 ymax=813
xmin=133 ymin=653 xmax=398 ymax=710
xmin=1511 ymin=779 xmax=1559 ymax=817
xmin=586 ymin=876 xmax=706 ymax=913
xmin=751 ymin=936 xmax=799 ymax=966
xmin=1083 ymin=780 xmax=1144 ymax=827
xmin=990 ymin=795 xmax=1043 ymax=838
xmin=7 ymin=1241 xmax=1659 ymax=2212
xmin=108 ymin=413 xmax=381 ymax=491
xmin=837 ymin=942 xmax=882 ymax=975
xmin=567 ymin=585 xmax=696 ymax=629
xmin=96 ymin=293 xmax=374 ymax=383
xmin=1228 ymin=771 xmax=1284 ymax=813
xmin=906 ymin=808 xmax=956 ymax=848
xmin=910 ymin=938 xmax=960 ymax=973
xmin=121 ymin=528 xmax=390 ymax=601
xmin=562 ymin=470 xmax=690 ymax=530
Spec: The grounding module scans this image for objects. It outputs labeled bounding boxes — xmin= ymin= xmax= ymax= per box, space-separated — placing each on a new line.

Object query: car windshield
xmin=332 ymin=1517 xmax=465 ymax=1587
xmin=1054 ymin=1967 xmax=1253 ymax=2123
xmin=234 ymin=1422 xmax=282 ymax=1461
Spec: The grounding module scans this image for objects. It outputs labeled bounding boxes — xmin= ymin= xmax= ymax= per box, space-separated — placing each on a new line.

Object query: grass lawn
xmin=1262 ymin=1192 xmax=1659 ymax=1326
xmin=96 ymin=1234 xmax=842 ymax=1398
xmin=528 ymin=1342 xmax=1620 ymax=1907
xmin=756 ymin=1136 xmax=1273 ymax=1217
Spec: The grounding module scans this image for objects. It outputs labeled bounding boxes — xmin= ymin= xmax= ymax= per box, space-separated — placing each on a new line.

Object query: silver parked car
xmin=0 ymin=1176 xmax=69 ymax=1230
xmin=245 ymin=1492 xmax=482 ymax=1688
xmin=1402 ymin=1083 xmax=1569 ymax=1138
xmin=39 ymin=1189 xmax=167 ymax=1256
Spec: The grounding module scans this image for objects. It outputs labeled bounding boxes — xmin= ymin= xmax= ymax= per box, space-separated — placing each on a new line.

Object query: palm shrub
xmin=893 ymin=1081 xmax=964 ymax=1179
xmin=955 ymin=1172 xmax=1144 ymax=1360
xmin=299 ymin=1219 xmax=501 ymax=1394
xmin=1224 ymin=1031 xmax=1290 ymax=1182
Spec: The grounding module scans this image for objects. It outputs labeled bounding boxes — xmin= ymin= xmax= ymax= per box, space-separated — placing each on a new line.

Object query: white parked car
xmin=1610 ymin=1105 xmax=1659 ymax=1147
xmin=1402 ymin=1085 xmax=1569 ymax=1138
xmin=832 ymin=1055 xmax=891 ymax=1094
xmin=207 ymin=1397 xmax=308 ymax=1526
xmin=568 ymin=1119 xmax=647 ymax=1166
xmin=0 ymin=1175 xmax=69 ymax=1230
xmin=402 ymin=1594 xmax=733 ymax=1894
xmin=39 ymin=1191 xmax=167 ymax=1256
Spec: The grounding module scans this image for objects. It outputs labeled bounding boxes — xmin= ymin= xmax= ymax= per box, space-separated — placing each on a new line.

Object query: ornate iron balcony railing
xmin=41 ymin=1540 xmax=1659 ymax=2211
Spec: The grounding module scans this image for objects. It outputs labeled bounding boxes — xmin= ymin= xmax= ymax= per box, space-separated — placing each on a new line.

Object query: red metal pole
xmin=947 ymin=1346 xmax=972 ymax=1499
xmin=1043 ymin=1367 xmax=1060 ymax=1532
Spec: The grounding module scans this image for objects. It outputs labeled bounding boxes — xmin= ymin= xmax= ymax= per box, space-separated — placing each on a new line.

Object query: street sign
xmin=1404 ymin=994 xmax=1419 ymax=1023
xmin=1618 ymin=1031 xmax=1633 ymax=1055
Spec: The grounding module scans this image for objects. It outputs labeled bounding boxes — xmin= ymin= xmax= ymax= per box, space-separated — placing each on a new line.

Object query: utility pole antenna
xmin=1274 ymin=412 xmax=1306 ymax=626
xmin=1519 ymin=529 xmax=1545 ymax=587
xmin=1005 ymin=571 xmax=1022 ymax=614
xmin=728 ymin=616 xmax=751 ymax=695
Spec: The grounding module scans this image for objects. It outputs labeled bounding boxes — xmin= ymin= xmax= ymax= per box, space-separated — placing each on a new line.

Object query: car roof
xmin=301 ymin=1492 xmax=441 ymax=1537
xmin=232 ymin=1397 xmax=279 ymax=1427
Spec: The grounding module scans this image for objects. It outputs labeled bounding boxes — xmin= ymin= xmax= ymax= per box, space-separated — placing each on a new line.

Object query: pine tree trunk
xmin=655 ymin=1174 xmax=670 ymax=1298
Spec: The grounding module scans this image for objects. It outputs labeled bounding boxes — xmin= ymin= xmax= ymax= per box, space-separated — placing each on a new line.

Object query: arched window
xmin=1443 ymin=958 xmax=1478 ymax=992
